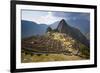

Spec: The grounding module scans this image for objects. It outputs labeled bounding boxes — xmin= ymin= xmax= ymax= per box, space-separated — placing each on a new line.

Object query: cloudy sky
xmin=21 ymin=10 xmax=90 ymax=25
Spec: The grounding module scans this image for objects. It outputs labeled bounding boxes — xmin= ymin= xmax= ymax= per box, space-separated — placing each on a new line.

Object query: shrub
xmin=37 ymin=54 xmax=42 ymax=56
xmin=79 ymin=44 xmax=90 ymax=59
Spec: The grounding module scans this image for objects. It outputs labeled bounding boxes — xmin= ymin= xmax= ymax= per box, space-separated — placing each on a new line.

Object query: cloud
xmin=31 ymin=12 xmax=63 ymax=24
xmin=52 ymin=12 xmax=90 ymax=21
xmin=22 ymin=10 xmax=90 ymax=25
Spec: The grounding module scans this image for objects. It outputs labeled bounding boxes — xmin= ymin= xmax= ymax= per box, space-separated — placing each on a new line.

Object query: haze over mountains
xmin=21 ymin=20 xmax=48 ymax=38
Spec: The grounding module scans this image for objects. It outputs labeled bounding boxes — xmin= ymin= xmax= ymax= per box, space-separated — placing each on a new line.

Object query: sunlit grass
xmin=21 ymin=53 xmax=83 ymax=63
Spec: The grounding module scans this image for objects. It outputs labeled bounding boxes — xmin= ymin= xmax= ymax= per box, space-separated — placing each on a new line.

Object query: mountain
xmin=57 ymin=19 xmax=90 ymax=48
xmin=49 ymin=21 xmax=59 ymax=29
xmin=21 ymin=20 xmax=48 ymax=38
xmin=67 ymin=19 xmax=90 ymax=34
xmin=49 ymin=19 xmax=89 ymax=35
xmin=85 ymin=33 xmax=90 ymax=40
xmin=21 ymin=19 xmax=90 ymax=47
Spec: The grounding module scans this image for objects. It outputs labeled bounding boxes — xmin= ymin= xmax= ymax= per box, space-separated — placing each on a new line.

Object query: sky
xmin=21 ymin=10 xmax=90 ymax=25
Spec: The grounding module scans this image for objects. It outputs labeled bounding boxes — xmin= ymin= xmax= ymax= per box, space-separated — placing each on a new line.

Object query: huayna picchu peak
xmin=57 ymin=19 xmax=89 ymax=48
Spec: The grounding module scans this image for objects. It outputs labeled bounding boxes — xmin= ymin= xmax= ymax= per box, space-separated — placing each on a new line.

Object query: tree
xmin=53 ymin=29 xmax=59 ymax=32
xmin=46 ymin=27 xmax=52 ymax=32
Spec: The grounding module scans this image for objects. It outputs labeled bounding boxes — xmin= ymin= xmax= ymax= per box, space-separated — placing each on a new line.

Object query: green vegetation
xmin=46 ymin=26 xmax=52 ymax=32
xmin=21 ymin=31 xmax=90 ymax=63
xmin=72 ymin=40 xmax=90 ymax=59
xmin=79 ymin=44 xmax=90 ymax=59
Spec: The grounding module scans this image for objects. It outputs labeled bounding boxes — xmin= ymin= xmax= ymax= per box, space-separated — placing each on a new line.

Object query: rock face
xmin=57 ymin=19 xmax=90 ymax=48
xmin=57 ymin=19 xmax=69 ymax=33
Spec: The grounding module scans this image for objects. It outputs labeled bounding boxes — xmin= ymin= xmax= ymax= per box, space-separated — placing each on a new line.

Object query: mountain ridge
xmin=21 ymin=19 xmax=90 ymax=48
xmin=21 ymin=20 xmax=48 ymax=38
xmin=56 ymin=19 xmax=90 ymax=48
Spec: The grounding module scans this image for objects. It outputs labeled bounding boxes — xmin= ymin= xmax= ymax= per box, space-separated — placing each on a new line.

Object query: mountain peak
xmin=61 ymin=19 xmax=66 ymax=22
xmin=57 ymin=19 xmax=69 ymax=33
xmin=59 ymin=19 xmax=67 ymax=25
xmin=56 ymin=19 xmax=89 ymax=48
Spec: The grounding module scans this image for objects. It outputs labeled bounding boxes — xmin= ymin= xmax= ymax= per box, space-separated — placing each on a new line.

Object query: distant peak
xmin=60 ymin=19 xmax=67 ymax=24
xmin=59 ymin=19 xmax=68 ymax=26
xmin=61 ymin=19 xmax=66 ymax=22
xmin=61 ymin=19 xmax=67 ymax=22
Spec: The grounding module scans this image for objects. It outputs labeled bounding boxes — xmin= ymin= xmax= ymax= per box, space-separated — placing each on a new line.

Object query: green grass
xmin=21 ymin=52 xmax=85 ymax=63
